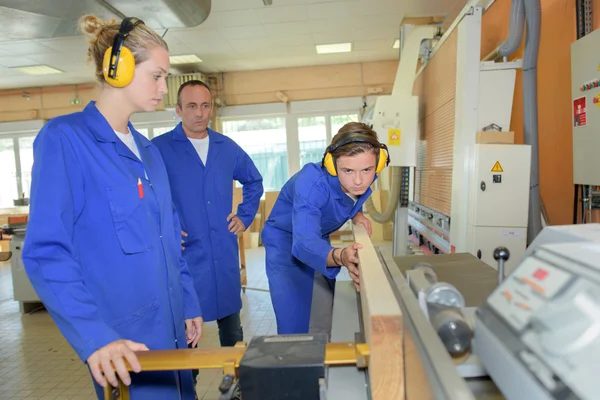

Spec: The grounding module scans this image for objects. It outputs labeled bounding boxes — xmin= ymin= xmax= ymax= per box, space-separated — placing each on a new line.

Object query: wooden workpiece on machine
xmin=353 ymin=225 xmax=404 ymax=400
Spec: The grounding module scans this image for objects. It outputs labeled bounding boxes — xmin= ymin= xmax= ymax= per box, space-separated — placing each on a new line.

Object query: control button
xmin=521 ymin=277 xmax=545 ymax=295
xmin=513 ymin=258 xmax=572 ymax=299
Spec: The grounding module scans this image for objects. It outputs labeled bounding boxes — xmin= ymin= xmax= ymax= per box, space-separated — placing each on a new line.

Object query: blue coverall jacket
xmin=22 ymin=102 xmax=201 ymax=400
xmin=152 ymin=124 xmax=263 ymax=322
xmin=262 ymin=162 xmax=374 ymax=334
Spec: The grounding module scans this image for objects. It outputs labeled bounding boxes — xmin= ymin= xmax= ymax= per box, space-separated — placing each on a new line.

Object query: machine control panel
xmin=487 ymin=256 xmax=573 ymax=331
xmin=477 ymin=240 xmax=600 ymax=400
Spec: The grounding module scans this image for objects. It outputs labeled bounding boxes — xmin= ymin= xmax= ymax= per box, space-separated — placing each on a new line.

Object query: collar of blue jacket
xmin=172 ymin=122 xmax=225 ymax=144
xmin=82 ymin=101 xmax=151 ymax=148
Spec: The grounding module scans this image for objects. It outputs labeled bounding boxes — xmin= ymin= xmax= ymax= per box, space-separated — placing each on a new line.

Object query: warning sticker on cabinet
xmin=388 ymin=128 xmax=401 ymax=146
xmin=574 ymin=96 xmax=587 ymax=127
xmin=491 ymin=161 xmax=503 ymax=173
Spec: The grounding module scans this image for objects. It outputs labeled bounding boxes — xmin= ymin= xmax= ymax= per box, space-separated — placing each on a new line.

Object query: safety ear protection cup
xmin=322 ymin=152 xmax=337 ymax=176
xmin=321 ymin=133 xmax=390 ymax=176
xmin=102 ymin=17 xmax=144 ymax=88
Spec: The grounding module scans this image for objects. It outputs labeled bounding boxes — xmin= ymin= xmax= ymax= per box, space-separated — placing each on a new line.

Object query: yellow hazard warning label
xmin=388 ymin=128 xmax=401 ymax=146
xmin=491 ymin=161 xmax=504 ymax=173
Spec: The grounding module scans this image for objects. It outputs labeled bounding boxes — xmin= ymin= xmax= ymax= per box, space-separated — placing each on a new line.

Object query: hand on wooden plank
xmin=342 ymin=242 xmax=363 ymax=292
xmin=352 ymin=212 xmax=372 ymax=236
xmin=88 ymin=339 xmax=148 ymax=388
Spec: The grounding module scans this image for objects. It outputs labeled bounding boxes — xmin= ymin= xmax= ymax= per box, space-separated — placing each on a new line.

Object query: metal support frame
xmin=103 ymin=342 xmax=370 ymax=399
xmin=574 ymin=0 xmax=594 ymax=224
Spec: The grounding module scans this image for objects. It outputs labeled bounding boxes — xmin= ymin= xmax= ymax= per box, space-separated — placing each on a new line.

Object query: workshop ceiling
xmin=0 ymin=0 xmax=458 ymax=90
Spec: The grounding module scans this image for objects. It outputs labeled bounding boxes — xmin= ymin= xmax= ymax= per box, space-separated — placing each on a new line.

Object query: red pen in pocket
xmin=137 ymin=177 xmax=144 ymax=199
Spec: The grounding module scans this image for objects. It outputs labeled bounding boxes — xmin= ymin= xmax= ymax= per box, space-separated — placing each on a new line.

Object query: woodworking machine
xmin=104 ymin=224 xmax=599 ymax=400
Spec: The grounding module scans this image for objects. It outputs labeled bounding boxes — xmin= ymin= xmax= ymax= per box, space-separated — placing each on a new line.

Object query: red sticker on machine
xmin=533 ymin=268 xmax=548 ymax=281
xmin=574 ymin=96 xmax=587 ymax=127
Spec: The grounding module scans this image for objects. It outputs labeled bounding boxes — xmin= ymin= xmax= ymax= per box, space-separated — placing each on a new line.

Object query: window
xmin=331 ymin=113 xmax=359 ymax=136
xmin=222 ymin=118 xmax=288 ymax=192
xmin=298 ymin=116 xmax=327 ymax=168
xmin=18 ymin=136 xmax=34 ymax=200
xmin=0 ymin=138 xmax=18 ymax=208
xmin=152 ymin=126 xmax=174 ymax=138
xmin=136 ymin=128 xmax=149 ymax=138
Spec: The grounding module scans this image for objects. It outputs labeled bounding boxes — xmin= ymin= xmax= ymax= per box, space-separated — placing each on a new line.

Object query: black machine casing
xmin=238 ymin=333 xmax=327 ymax=400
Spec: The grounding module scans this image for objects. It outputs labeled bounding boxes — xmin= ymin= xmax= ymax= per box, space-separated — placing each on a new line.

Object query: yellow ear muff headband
xmin=102 ymin=17 xmax=144 ymax=88
xmin=321 ymin=132 xmax=390 ymax=177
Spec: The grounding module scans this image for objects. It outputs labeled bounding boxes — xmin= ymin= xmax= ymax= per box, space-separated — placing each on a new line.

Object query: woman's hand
xmin=87 ymin=339 xmax=149 ymax=388
xmin=352 ymin=212 xmax=372 ymax=236
xmin=341 ymin=242 xmax=362 ymax=292
xmin=185 ymin=316 xmax=203 ymax=347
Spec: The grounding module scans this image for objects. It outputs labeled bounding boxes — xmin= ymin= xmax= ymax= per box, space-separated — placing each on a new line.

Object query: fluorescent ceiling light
xmin=170 ymin=54 xmax=203 ymax=64
xmin=393 ymin=39 xmax=400 ymax=49
xmin=11 ymin=65 xmax=63 ymax=75
xmin=316 ymin=43 xmax=352 ymax=54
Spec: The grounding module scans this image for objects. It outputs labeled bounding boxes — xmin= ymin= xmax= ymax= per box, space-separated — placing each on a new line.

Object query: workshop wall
xmin=217 ymin=60 xmax=398 ymax=106
xmin=0 ymin=85 xmax=97 ymax=123
xmin=0 ymin=60 xmax=398 ymax=123
xmin=481 ymin=0 xmax=576 ymax=226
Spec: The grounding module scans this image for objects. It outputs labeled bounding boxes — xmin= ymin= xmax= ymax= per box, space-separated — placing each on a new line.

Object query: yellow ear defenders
xmin=321 ymin=133 xmax=390 ymax=177
xmin=102 ymin=17 xmax=144 ymax=88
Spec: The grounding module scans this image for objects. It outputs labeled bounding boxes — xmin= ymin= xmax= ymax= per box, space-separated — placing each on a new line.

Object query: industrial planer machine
xmin=104 ymin=223 xmax=599 ymax=400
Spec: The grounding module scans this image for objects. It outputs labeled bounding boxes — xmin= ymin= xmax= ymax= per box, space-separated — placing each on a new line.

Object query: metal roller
xmin=406 ymin=263 xmax=473 ymax=356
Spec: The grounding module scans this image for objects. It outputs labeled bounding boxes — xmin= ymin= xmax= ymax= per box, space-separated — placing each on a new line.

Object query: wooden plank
xmin=353 ymin=224 xmax=404 ymax=399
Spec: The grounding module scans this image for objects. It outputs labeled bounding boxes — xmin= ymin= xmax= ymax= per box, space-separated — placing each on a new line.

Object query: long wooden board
xmin=353 ymin=225 xmax=404 ymax=399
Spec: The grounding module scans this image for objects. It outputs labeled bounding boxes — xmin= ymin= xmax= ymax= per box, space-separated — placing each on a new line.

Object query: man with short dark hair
xmin=152 ymin=80 xmax=263 ymax=383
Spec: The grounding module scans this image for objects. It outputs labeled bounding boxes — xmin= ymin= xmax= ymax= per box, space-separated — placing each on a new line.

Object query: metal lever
xmin=493 ymin=246 xmax=510 ymax=284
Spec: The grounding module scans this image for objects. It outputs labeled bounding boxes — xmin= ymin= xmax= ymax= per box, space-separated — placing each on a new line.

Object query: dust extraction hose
xmin=523 ymin=0 xmax=543 ymax=243
xmin=364 ymin=166 xmax=402 ymax=223
xmin=482 ymin=0 xmax=525 ymax=61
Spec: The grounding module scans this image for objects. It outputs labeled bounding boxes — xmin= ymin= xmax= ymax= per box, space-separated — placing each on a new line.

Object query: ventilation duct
xmin=0 ymin=0 xmax=211 ymax=41
xmin=164 ymin=73 xmax=207 ymax=108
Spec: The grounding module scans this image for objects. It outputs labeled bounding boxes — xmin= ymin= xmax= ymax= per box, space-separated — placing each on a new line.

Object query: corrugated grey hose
xmin=523 ymin=0 xmax=543 ymax=244
xmin=364 ymin=166 xmax=402 ymax=223
xmin=482 ymin=0 xmax=525 ymax=61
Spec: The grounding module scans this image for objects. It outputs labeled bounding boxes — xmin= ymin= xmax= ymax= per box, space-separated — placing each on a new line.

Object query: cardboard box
xmin=0 ymin=239 xmax=10 ymax=252
xmin=476 ymin=131 xmax=515 ymax=144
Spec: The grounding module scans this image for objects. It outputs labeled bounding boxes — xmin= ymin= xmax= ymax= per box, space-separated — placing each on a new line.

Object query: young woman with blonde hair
xmin=22 ymin=14 xmax=202 ymax=400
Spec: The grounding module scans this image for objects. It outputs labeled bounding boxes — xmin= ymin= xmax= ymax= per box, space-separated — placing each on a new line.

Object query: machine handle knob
xmin=493 ymin=247 xmax=510 ymax=285
xmin=493 ymin=246 xmax=510 ymax=261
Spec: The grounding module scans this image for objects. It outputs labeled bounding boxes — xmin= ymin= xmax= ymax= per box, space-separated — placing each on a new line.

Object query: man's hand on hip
xmin=227 ymin=213 xmax=245 ymax=235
